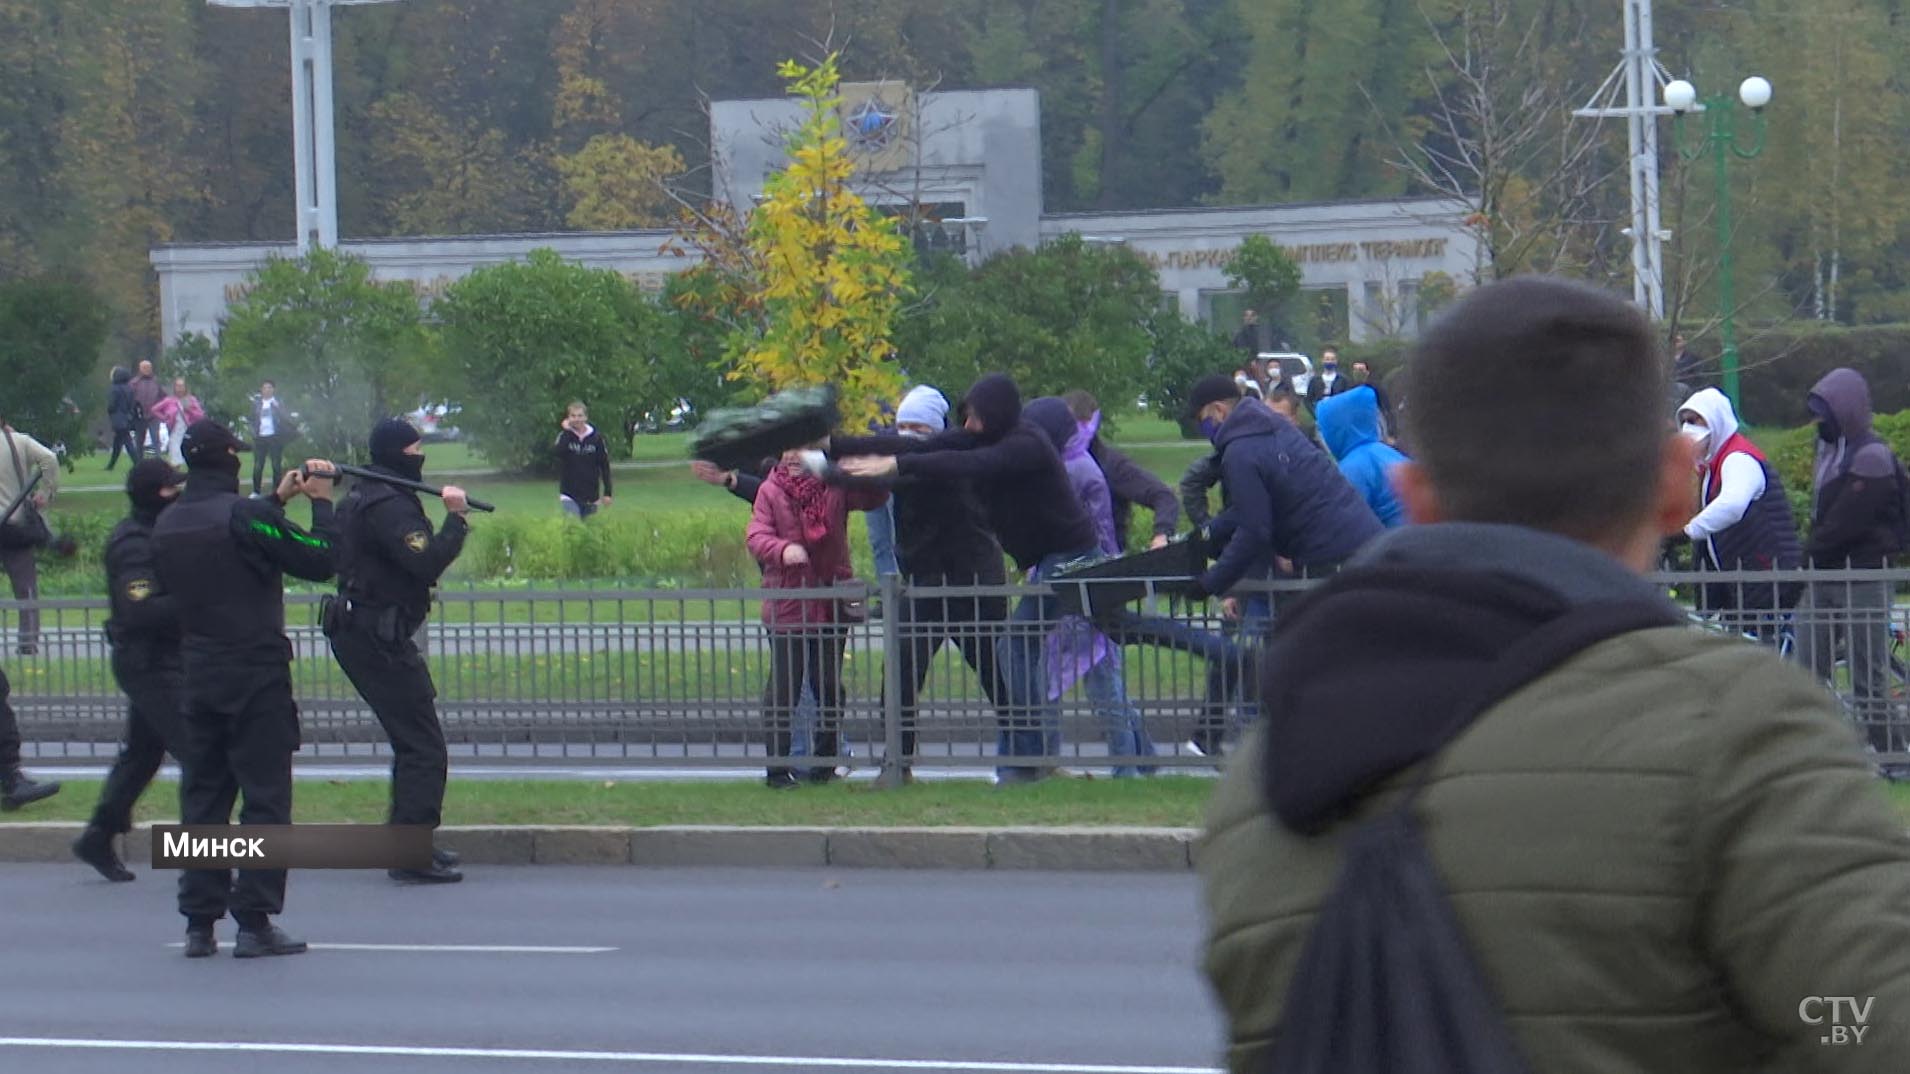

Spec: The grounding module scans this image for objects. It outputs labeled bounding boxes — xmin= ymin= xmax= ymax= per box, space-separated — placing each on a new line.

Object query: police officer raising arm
xmin=152 ymin=421 xmax=337 ymax=959
xmin=326 ymin=418 xmax=469 ymax=884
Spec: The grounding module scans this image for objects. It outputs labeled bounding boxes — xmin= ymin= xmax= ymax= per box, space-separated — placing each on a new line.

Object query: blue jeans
xmin=995 ymin=549 xmax=1098 ymax=780
xmin=865 ymin=503 xmax=900 ymax=578
xmin=1080 ymin=649 xmax=1155 ymax=777
xmin=1079 ymin=603 xmax=1252 ymax=757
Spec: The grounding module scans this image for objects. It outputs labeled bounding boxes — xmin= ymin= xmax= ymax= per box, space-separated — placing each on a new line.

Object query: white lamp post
xmin=208 ymin=0 xmax=404 ymax=251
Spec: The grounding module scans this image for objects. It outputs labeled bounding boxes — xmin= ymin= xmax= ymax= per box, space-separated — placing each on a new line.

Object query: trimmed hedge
xmin=1733 ymin=323 xmax=1910 ymax=427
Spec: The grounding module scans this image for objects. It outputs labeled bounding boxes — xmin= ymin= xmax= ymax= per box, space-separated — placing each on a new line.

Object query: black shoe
xmin=73 ymin=825 xmax=134 ymax=882
xmin=804 ymin=766 xmax=839 ymax=784
xmin=765 ymin=771 xmax=800 ymax=790
xmin=234 ymin=924 xmax=308 ymax=958
xmin=14 ymin=643 xmax=36 ymax=657
xmin=388 ymin=864 xmax=463 ymax=885
xmin=184 ymin=925 xmax=217 ymax=959
xmin=432 ymin=846 xmax=461 ymax=868
xmin=0 ymin=770 xmax=60 ymax=811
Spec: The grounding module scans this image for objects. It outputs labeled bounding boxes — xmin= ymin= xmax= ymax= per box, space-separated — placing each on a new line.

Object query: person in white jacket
xmin=1677 ymin=388 xmax=1803 ymax=642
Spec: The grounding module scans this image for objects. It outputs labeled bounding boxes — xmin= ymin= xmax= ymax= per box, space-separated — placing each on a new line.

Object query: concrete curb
xmin=0 ymin=823 xmax=1199 ymax=872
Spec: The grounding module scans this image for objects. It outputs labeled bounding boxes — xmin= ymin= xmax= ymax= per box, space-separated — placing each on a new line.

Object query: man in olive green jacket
xmin=1200 ymin=277 xmax=1910 ymax=1073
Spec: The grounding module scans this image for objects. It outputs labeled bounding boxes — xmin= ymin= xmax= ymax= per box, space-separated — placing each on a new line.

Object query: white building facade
xmin=151 ymin=86 xmax=1482 ymax=346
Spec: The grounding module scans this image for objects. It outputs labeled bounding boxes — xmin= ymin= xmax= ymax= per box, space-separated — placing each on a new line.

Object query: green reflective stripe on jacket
xmin=247 ymin=518 xmax=328 ymax=549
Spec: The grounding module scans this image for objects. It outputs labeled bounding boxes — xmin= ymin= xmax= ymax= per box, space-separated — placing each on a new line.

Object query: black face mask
xmin=389 ymin=453 xmax=425 ymax=482
xmin=1818 ymin=421 xmax=1839 ymax=444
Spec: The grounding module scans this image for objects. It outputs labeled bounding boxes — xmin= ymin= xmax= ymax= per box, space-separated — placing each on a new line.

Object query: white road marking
xmin=160 ymin=943 xmax=616 ymax=954
xmin=0 ymin=1039 xmax=1219 ymax=1074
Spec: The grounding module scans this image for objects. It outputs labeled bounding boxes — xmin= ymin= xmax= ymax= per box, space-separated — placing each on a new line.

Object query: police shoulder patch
xmin=126 ymin=579 xmax=154 ymax=602
xmin=404 ymin=531 xmax=430 ymax=554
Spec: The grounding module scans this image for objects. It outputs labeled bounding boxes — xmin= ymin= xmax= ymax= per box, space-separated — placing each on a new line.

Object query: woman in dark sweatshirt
xmin=834 ymin=373 xmax=1099 ymax=782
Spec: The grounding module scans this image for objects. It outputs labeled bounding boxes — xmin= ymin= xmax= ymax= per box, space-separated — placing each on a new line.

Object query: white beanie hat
xmin=896 ymin=385 xmax=950 ymax=430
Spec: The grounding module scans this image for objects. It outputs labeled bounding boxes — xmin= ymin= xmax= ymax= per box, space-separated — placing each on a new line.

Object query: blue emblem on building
xmin=846 ymin=97 xmax=899 ymax=152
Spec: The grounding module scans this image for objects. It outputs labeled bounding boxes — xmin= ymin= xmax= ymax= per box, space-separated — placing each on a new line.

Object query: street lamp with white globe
xmin=1665 ymin=73 xmax=1773 ymax=410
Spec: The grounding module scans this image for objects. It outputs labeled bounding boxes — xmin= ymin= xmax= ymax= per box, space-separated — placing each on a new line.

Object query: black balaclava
xmin=370 ymin=418 xmax=424 ymax=482
xmin=961 ymin=373 xmax=1023 ymax=444
xmin=180 ymin=420 xmax=245 ymax=478
xmin=126 ymin=459 xmax=181 ymax=522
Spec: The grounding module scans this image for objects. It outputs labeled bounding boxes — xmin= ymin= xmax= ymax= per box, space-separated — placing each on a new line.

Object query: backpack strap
xmin=1400 ymin=600 xmax=1682 ymax=808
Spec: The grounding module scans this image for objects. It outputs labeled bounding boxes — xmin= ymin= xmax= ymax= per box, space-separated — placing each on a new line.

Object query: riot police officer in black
xmin=73 ymin=459 xmax=185 ymax=881
xmin=153 ymin=421 xmax=337 ymax=959
xmin=327 ymin=418 xmax=469 ymax=884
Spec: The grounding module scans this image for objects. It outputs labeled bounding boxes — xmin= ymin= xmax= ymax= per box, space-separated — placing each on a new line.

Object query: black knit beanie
xmin=369 ymin=418 xmax=424 ymax=480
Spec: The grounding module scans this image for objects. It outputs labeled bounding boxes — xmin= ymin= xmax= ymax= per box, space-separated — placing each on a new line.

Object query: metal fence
xmin=8 ymin=567 xmax=1910 ymax=778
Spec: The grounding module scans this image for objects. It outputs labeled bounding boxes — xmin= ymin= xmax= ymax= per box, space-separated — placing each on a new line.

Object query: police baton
xmin=0 ymin=471 xmax=44 ymax=530
xmin=296 ymin=463 xmax=497 ymax=513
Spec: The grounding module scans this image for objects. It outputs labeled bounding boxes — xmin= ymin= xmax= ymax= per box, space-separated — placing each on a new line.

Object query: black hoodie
xmin=835 ymin=374 xmax=1097 ymax=570
xmin=1258 ymin=523 xmax=1683 ymax=835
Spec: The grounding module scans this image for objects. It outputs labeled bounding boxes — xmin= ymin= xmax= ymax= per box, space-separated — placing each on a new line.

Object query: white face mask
xmin=1680 ymin=422 xmax=1710 ymax=447
xmin=899 ymin=428 xmax=928 ymax=440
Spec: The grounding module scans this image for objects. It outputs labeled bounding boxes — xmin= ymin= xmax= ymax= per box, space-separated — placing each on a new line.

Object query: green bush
xmin=435 ymin=249 xmax=667 ymax=473
xmin=217 ymin=249 xmax=434 ymax=463
xmin=0 ymin=276 xmax=110 ymax=455
xmin=452 ymin=509 xmax=879 ymax=588
xmin=1730 ymin=322 xmax=1910 ymax=427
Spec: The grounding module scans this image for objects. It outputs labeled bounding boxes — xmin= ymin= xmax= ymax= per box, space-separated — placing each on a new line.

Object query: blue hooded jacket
xmin=1316 ymin=385 xmax=1409 ymax=529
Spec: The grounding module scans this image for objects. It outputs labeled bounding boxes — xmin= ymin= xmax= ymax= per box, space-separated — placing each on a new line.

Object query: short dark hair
xmin=1267 ymin=384 xmax=1299 ymax=408
xmin=1061 ymin=389 xmax=1099 ymax=422
xmin=1404 ymin=277 xmax=1667 ymax=542
xmin=262 ymin=380 xmax=274 ymax=388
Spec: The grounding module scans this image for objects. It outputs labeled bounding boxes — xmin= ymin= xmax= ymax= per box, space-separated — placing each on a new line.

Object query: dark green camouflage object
xmin=690 ymin=385 xmax=842 ymax=471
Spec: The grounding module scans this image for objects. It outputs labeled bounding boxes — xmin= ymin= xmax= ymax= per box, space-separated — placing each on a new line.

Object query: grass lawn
xmin=6 ymin=776 xmax=1216 ymax=828
xmin=12 ymin=777 xmax=1905 ymax=828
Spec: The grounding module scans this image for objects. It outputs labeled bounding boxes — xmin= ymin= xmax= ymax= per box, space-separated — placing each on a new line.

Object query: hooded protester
xmin=1793 ymin=368 xmax=1909 ymax=764
xmin=1200 ymin=277 xmax=1910 ymax=1073
xmin=1675 ymin=388 xmax=1803 ymax=639
xmin=1031 ymin=400 xmax=1154 ymax=775
xmin=1316 ymin=385 xmax=1409 ymax=529
xmin=1062 ymin=390 xmax=1179 ymax=552
xmin=326 ymin=418 xmax=472 ymax=882
xmin=73 ymin=459 xmax=185 ymax=881
xmin=832 ymin=373 xmax=1099 ymax=782
xmin=861 ymin=385 xmax=1014 ymax=778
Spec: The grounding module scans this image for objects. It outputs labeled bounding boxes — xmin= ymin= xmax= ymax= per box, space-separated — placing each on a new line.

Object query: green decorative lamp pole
xmin=1665 ymin=75 xmax=1772 ymax=411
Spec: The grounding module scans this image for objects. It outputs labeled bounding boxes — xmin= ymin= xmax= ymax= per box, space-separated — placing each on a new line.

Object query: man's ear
xmin=1652 ymin=433 xmax=1699 ymax=537
xmin=1393 ymin=461 xmax=1444 ymax=525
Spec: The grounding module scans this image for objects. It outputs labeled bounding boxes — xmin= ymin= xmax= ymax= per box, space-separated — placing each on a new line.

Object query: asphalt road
xmin=0 ymin=864 xmax=1225 ymax=1074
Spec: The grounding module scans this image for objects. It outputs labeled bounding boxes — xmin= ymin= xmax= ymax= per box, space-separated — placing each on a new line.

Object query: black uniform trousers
xmin=330 ymin=620 xmax=446 ymax=828
xmin=0 ymin=666 xmax=20 ymax=770
xmin=764 ymin=627 xmax=846 ymax=778
xmin=92 ymin=649 xmax=182 ymax=833
xmin=891 ymin=591 xmax=1012 ymax=757
xmin=175 ymin=673 xmax=299 ymax=925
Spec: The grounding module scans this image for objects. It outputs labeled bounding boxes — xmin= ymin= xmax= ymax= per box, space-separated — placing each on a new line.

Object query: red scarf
xmin=777 ymin=465 xmax=832 ymax=546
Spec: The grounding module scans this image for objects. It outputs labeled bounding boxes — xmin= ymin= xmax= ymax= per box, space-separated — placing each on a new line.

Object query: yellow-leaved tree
xmin=734 ymin=54 xmax=912 ymax=427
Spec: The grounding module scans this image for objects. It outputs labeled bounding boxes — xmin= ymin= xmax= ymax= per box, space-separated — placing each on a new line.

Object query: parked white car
xmin=408 ymin=401 xmax=462 ymax=442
